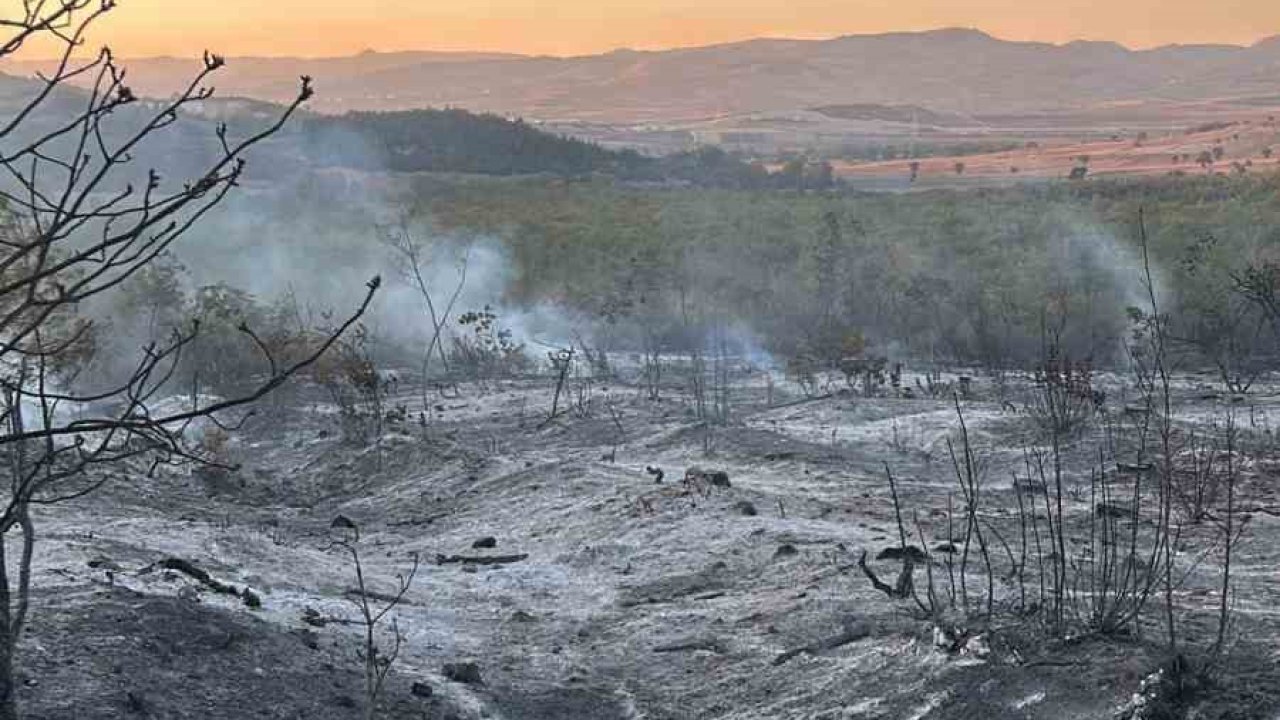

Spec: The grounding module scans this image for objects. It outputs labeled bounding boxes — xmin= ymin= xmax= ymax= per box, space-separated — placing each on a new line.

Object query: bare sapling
xmin=380 ymin=220 xmax=470 ymax=413
xmin=327 ymin=518 xmax=419 ymax=720
xmin=1136 ymin=208 xmax=1182 ymax=656
xmin=1213 ymin=407 xmax=1241 ymax=653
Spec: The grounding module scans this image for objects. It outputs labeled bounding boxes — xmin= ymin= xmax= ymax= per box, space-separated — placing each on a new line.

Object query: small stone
xmin=411 ymin=681 xmax=433 ymax=699
xmin=774 ymin=544 xmax=798 ymax=558
xmin=241 ymin=588 xmax=262 ymax=609
xmin=298 ymin=629 xmax=319 ymax=650
xmin=510 ymin=610 xmax=537 ymax=623
xmin=442 ymin=661 xmax=483 ymax=685
xmin=472 ymin=536 xmax=497 ymax=549
xmin=734 ymin=500 xmax=758 ymax=517
xmin=705 ymin=471 xmax=732 ymax=488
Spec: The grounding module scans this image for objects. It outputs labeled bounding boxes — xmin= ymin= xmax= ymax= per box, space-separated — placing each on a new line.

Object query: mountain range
xmin=5 ymin=29 xmax=1279 ymax=123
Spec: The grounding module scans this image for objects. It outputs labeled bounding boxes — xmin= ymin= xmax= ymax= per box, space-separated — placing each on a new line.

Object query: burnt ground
xmin=12 ymin=368 xmax=1280 ymax=719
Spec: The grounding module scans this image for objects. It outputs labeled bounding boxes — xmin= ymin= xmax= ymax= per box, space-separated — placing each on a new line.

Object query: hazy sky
xmin=38 ymin=0 xmax=1280 ymax=57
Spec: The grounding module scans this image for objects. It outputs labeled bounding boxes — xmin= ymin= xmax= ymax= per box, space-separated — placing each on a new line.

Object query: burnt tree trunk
xmin=0 ymin=532 xmax=17 ymax=720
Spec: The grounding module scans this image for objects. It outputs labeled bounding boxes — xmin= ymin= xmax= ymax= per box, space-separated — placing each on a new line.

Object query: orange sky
xmin=24 ymin=0 xmax=1280 ymax=57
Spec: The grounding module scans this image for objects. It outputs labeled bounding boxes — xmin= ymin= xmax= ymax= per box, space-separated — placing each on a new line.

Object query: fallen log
xmin=435 ymin=553 xmax=529 ymax=566
xmin=345 ymin=587 xmax=409 ymax=605
xmin=653 ymin=637 xmax=725 ymax=654
xmin=388 ymin=512 xmax=450 ymax=528
xmin=772 ymin=622 xmax=872 ymax=666
xmin=154 ymin=557 xmax=259 ymax=608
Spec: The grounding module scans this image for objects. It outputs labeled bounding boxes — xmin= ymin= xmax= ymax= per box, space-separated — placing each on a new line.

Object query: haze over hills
xmin=7 ymin=28 xmax=1280 ymax=123
xmin=6 ymin=27 xmax=1280 ymax=175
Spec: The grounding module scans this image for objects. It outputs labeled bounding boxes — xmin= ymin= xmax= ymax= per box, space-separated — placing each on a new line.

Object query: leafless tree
xmin=0 ymin=3 xmax=376 ymax=717
xmin=379 ymin=218 xmax=470 ymax=409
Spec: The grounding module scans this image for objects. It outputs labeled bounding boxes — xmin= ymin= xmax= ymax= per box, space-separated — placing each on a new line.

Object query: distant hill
xmin=296 ymin=109 xmax=825 ymax=188
xmin=6 ymin=29 xmax=1280 ymax=122
xmin=300 ymin=109 xmax=642 ymax=176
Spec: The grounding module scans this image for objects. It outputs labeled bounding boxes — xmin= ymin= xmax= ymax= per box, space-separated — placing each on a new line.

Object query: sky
xmin=26 ymin=0 xmax=1280 ymax=58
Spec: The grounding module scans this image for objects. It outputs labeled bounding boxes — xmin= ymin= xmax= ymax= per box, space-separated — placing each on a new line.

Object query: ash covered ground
xmin=16 ymin=365 xmax=1280 ymax=719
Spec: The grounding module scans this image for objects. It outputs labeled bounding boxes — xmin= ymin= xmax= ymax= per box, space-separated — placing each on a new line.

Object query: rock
xmin=329 ymin=515 xmax=358 ymax=533
xmin=442 ymin=661 xmax=483 ymax=685
xmin=774 ymin=544 xmax=798 ymax=558
xmin=510 ymin=610 xmax=537 ymax=623
xmin=734 ymin=500 xmax=758 ymax=517
xmin=241 ymin=588 xmax=262 ymax=609
xmin=933 ymin=542 xmax=959 ymax=554
xmin=685 ymin=467 xmax=731 ymax=488
xmin=297 ymin=629 xmax=319 ymax=650
xmin=87 ymin=557 xmax=122 ymax=572
xmin=876 ymin=545 xmax=927 ymax=563
xmin=961 ymin=634 xmax=991 ymax=659
xmin=332 ymin=694 xmax=357 ymax=708
xmin=301 ymin=607 xmax=328 ymax=627
xmin=472 ymin=536 xmax=497 ymax=549
xmin=411 ymin=681 xmax=434 ymax=699
xmin=932 ymin=625 xmax=952 ymax=651
xmin=125 ymin=691 xmax=147 ymax=714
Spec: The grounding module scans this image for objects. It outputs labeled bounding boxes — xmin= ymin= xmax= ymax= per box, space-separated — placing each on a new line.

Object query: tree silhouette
xmin=0 ymin=5 xmax=375 ymax=717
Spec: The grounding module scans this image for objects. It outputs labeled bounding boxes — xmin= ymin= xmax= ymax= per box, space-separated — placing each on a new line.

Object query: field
xmin=831 ymin=114 xmax=1280 ymax=188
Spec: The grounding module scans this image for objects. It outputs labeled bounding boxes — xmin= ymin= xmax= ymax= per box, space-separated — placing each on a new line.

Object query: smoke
xmin=16 ymin=87 xmax=1176 ymax=380
xmin=1040 ymin=207 xmax=1170 ymax=363
xmin=150 ymin=166 xmax=580 ymax=368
